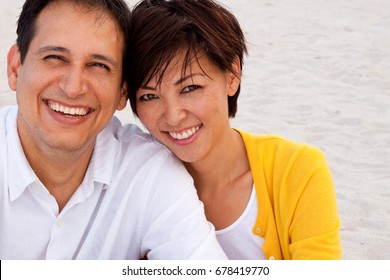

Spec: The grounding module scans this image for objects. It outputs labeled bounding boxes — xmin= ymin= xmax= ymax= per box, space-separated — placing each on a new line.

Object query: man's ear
xmin=117 ymin=82 xmax=128 ymax=111
xmin=227 ymin=55 xmax=241 ymax=97
xmin=7 ymin=44 xmax=21 ymax=91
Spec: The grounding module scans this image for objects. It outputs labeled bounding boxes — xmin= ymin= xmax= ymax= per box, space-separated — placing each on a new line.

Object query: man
xmin=0 ymin=0 xmax=226 ymax=260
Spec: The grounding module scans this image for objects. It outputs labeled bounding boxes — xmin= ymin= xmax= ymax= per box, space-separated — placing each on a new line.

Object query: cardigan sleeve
xmin=279 ymin=145 xmax=342 ymax=259
xmin=237 ymin=129 xmax=342 ymax=260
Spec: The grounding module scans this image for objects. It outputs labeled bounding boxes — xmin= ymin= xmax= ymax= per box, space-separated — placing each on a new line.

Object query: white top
xmin=0 ymin=106 xmax=227 ymax=260
xmin=216 ymin=186 xmax=266 ymax=259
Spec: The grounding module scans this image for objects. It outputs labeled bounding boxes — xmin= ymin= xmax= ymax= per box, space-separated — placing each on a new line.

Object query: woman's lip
xmin=167 ymin=125 xmax=201 ymax=140
xmin=165 ymin=125 xmax=202 ymax=145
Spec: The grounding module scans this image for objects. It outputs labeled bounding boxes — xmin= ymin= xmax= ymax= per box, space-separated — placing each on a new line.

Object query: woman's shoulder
xmin=235 ymin=129 xmax=326 ymax=164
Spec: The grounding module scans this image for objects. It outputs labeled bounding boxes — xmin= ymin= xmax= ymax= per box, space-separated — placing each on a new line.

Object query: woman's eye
xmin=182 ymin=85 xmax=200 ymax=93
xmin=140 ymin=93 xmax=158 ymax=101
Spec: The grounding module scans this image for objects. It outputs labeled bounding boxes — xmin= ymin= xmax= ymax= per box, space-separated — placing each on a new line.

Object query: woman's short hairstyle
xmin=127 ymin=0 xmax=247 ymax=117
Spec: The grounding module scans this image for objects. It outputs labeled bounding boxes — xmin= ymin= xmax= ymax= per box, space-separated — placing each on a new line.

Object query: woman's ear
xmin=7 ymin=44 xmax=21 ymax=91
xmin=227 ymin=55 xmax=241 ymax=97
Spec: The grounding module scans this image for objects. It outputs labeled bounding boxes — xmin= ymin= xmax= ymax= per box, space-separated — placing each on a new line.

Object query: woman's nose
xmin=163 ymin=99 xmax=186 ymax=126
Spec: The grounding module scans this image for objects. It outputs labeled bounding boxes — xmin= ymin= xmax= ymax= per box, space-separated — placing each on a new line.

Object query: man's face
xmin=7 ymin=1 xmax=127 ymax=154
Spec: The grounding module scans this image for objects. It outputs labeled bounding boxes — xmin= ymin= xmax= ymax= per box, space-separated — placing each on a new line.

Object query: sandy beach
xmin=1 ymin=0 xmax=389 ymax=259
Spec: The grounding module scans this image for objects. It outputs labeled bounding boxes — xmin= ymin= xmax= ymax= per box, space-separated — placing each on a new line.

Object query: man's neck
xmin=22 ymin=138 xmax=95 ymax=212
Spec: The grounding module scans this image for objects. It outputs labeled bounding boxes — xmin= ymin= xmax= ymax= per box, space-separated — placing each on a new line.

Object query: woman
xmin=127 ymin=0 xmax=342 ymax=259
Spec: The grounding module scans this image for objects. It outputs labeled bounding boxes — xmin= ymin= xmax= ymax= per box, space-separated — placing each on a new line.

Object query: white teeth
xmin=47 ymin=100 xmax=88 ymax=116
xmin=169 ymin=126 xmax=200 ymax=140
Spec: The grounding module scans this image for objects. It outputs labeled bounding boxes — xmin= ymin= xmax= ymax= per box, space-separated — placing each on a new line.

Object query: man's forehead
xmin=34 ymin=2 xmax=124 ymax=41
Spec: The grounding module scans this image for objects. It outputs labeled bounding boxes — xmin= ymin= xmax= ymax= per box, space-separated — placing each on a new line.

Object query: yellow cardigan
xmin=237 ymin=130 xmax=342 ymax=259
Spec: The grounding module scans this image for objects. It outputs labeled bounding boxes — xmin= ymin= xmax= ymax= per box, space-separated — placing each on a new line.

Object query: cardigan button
xmin=254 ymin=227 xmax=262 ymax=234
xmin=269 ymin=256 xmax=275 ymax=260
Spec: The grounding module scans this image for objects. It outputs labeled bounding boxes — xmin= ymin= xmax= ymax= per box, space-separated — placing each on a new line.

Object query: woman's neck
xmin=184 ymin=128 xmax=253 ymax=229
xmin=184 ymin=128 xmax=250 ymax=193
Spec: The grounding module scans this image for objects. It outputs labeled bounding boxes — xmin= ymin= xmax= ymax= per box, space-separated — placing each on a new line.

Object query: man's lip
xmin=43 ymin=99 xmax=93 ymax=117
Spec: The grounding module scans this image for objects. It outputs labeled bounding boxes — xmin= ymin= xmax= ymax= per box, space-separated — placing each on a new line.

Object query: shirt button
xmin=254 ymin=227 xmax=262 ymax=234
xmin=56 ymin=218 xmax=64 ymax=227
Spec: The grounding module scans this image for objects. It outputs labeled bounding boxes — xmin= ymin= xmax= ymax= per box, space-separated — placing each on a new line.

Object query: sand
xmin=1 ymin=0 xmax=389 ymax=259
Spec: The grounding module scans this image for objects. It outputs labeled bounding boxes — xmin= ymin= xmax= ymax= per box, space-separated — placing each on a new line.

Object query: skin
xmin=136 ymin=50 xmax=253 ymax=229
xmin=7 ymin=1 xmax=127 ymax=212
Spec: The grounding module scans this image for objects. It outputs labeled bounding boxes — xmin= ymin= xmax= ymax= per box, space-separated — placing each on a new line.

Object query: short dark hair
xmin=16 ymin=0 xmax=131 ymax=82
xmin=127 ymin=0 xmax=247 ymax=117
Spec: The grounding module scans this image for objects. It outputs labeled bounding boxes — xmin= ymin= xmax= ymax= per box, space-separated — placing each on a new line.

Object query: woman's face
xmin=135 ymin=49 xmax=240 ymax=164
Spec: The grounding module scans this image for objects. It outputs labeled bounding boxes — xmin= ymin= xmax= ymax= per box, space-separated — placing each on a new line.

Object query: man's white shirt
xmin=0 ymin=106 xmax=226 ymax=259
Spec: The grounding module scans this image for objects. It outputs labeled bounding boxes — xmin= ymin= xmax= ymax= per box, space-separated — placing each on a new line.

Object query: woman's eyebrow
xmin=141 ymin=85 xmax=156 ymax=90
xmin=174 ymin=73 xmax=204 ymax=86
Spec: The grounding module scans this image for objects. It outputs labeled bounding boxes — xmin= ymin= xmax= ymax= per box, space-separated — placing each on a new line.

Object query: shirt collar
xmin=7 ymin=109 xmax=121 ymax=201
xmin=7 ymin=109 xmax=39 ymax=201
xmin=80 ymin=116 xmax=122 ymax=189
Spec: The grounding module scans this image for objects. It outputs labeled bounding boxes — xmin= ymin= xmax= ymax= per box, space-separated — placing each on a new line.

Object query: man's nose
xmin=58 ymin=67 xmax=88 ymax=98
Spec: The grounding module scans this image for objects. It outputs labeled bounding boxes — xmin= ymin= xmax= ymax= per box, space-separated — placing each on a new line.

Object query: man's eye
xmin=90 ymin=62 xmax=110 ymax=71
xmin=44 ymin=55 xmax=65 ymax=62
xmin=182 ymin=85 xmax=200 ymax=93
xmin=140 ymin=93 xmax=158 ymax=101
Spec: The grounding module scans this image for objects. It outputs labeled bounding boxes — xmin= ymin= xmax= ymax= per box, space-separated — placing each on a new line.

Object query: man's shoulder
xmin=0 ymin=106 xmax=18 ymax=179
xmin=103 ymin=118 xmax=193 ymax=196
xmin=0 ymin=106 xmax=17 ymax=122
xmin=118 ymin=121 xmax=173 ymax=157
xmin=0 ymin=106 xmax=17 ymax=138
xmin=100 ymin=117 xmax=177 ymax=166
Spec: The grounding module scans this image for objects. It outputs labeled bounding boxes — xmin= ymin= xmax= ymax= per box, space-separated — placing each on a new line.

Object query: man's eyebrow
xmin=36 ymin=45 xmax=69 ymax=54
xmin=91 ymin=54 xmax=119 ymax=68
